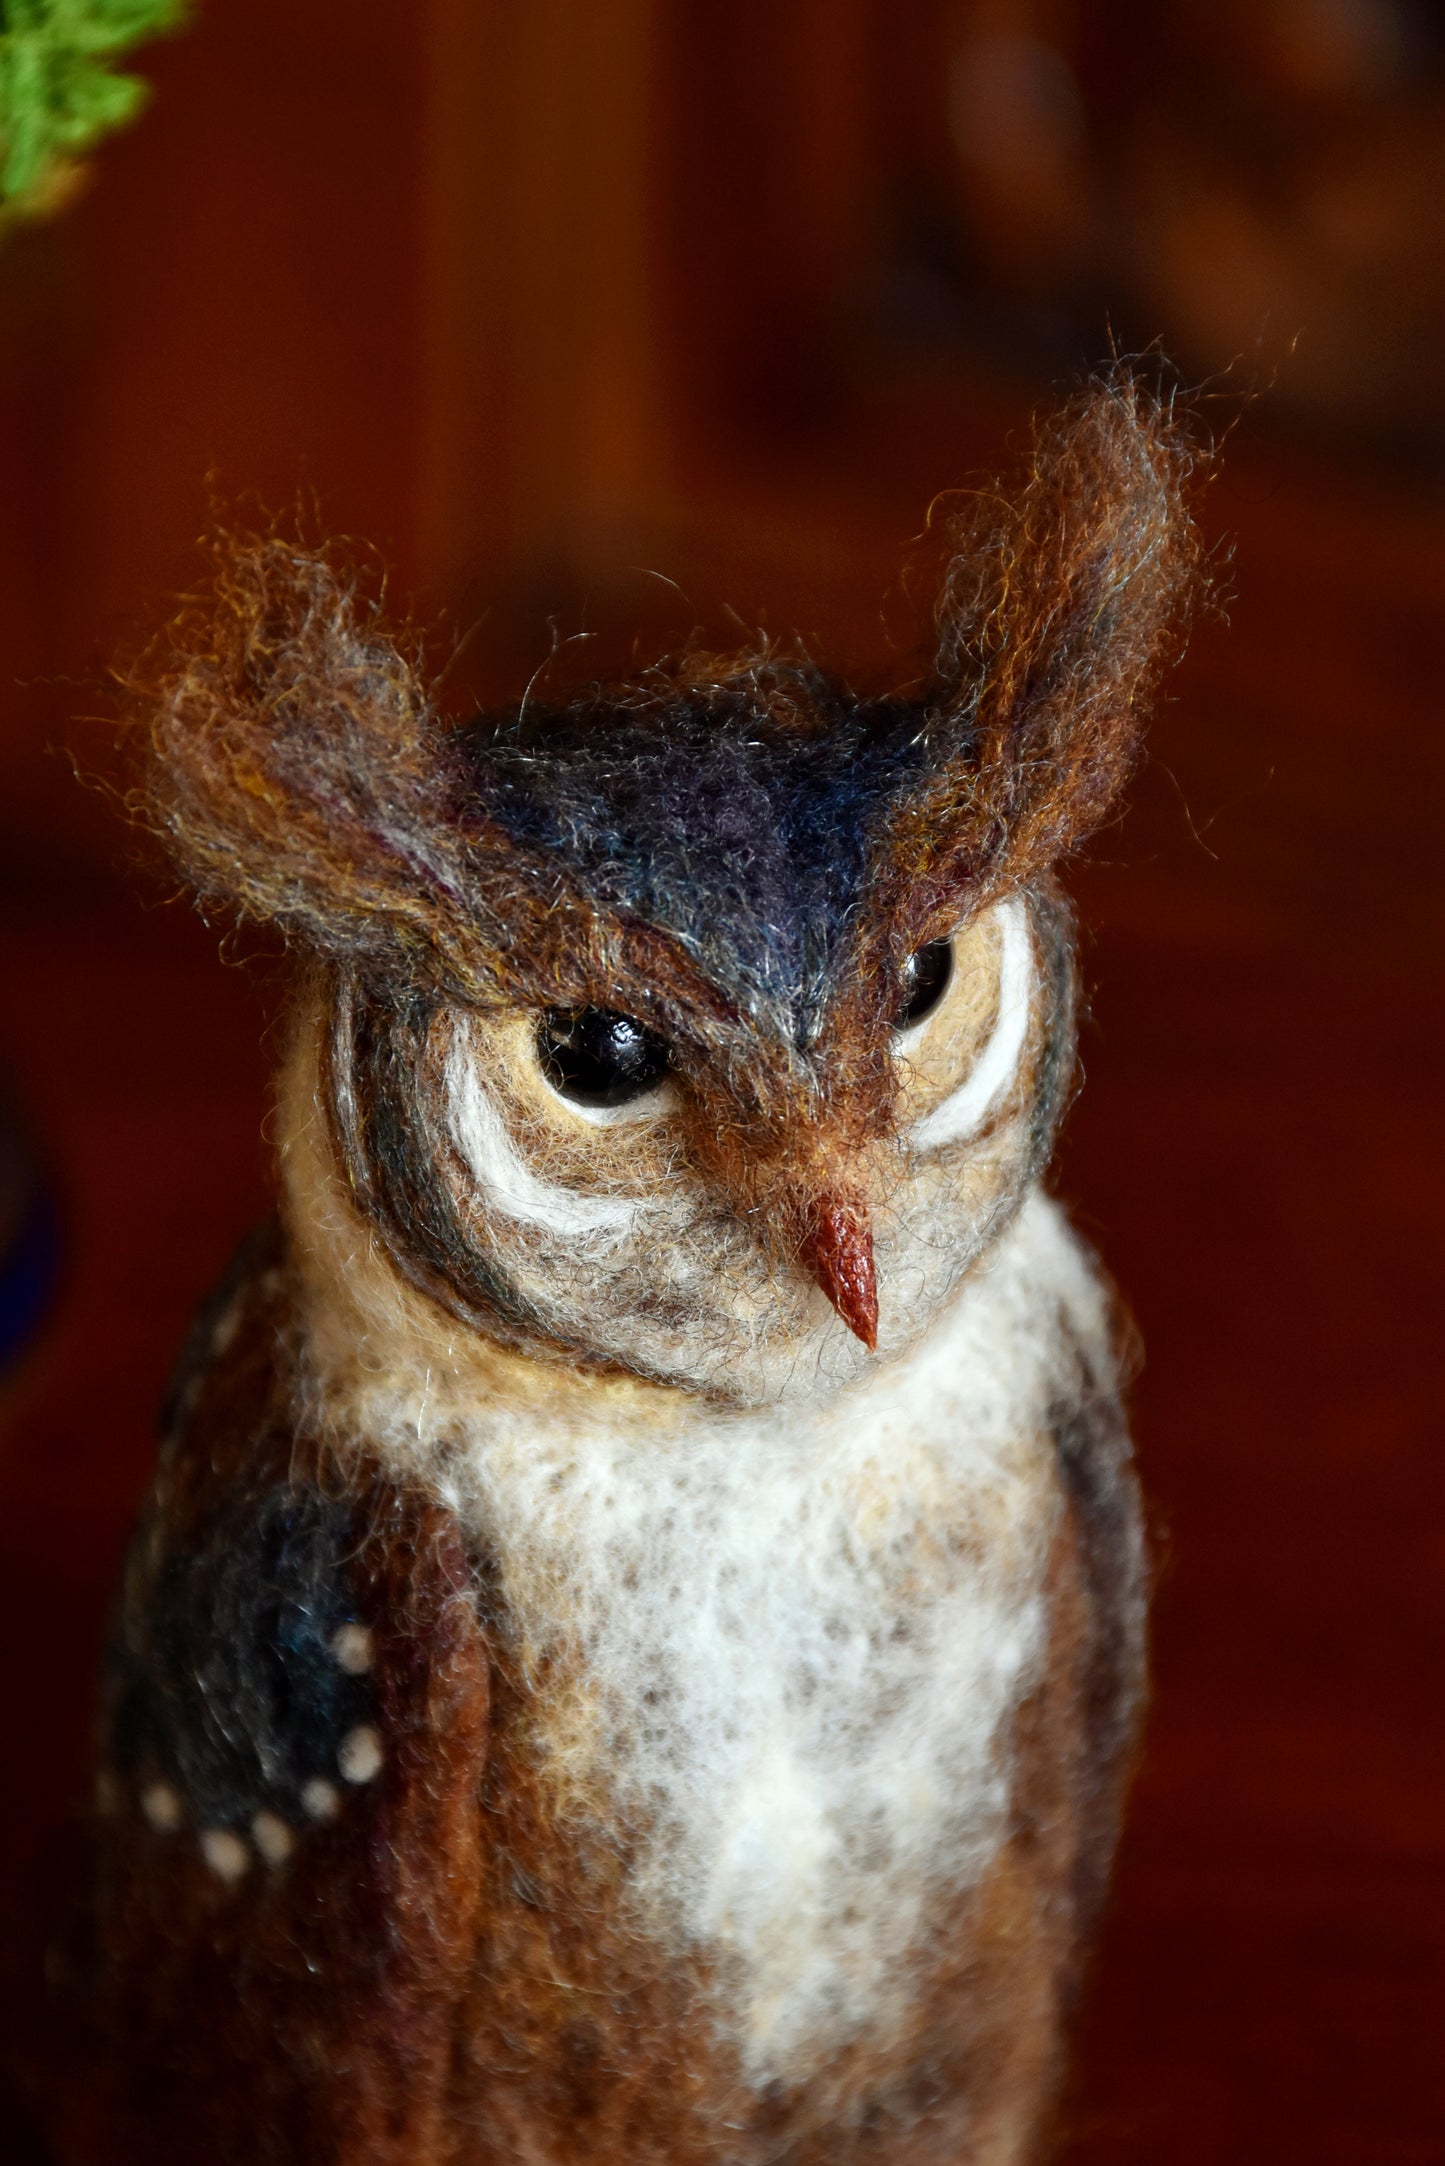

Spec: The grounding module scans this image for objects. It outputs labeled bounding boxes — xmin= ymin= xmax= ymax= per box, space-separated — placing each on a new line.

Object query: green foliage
xmin=0 ymin=0 xmax=187 ymax=206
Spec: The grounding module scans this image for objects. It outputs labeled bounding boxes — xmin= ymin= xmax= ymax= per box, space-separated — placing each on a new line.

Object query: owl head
xmin=139 ymin=379 xmax=1199 ymax=1406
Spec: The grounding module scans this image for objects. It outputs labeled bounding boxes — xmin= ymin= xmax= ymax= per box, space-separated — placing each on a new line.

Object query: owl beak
xmin=800 ymin=1196 xmax=878 ymax=1350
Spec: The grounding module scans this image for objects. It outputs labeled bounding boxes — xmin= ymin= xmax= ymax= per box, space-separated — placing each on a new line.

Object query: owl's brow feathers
xmin=134 ymin=375 xmax=1201 ymax=1032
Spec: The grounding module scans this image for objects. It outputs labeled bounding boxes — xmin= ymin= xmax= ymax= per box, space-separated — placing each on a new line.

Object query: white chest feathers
xmin=363 ymin=1192 xmax=1109 ymax=2083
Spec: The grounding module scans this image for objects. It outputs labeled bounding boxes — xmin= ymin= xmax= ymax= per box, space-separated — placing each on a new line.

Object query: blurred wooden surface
xmin=0 ymin=0 xmax=1440 ymax=2158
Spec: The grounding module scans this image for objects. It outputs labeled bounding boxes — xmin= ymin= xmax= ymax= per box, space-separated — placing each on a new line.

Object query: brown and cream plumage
xmin=34 ymin=376 xmax=1200 ymax=2164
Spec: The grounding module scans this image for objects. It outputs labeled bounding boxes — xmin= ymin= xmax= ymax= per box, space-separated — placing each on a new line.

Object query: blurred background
xmin=0 ymin=1 xmax=1440 ymax=2158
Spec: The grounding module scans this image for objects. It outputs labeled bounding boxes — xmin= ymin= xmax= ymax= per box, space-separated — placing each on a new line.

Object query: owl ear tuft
xmin=132 ymin=532 xmax=470 ymax=975
xmin=897 ymin=372 xmax=1205 ymax=917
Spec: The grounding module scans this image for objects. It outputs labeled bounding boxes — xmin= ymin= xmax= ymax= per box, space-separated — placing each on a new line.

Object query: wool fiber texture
xmin=25 ymin=374 xmax=1201 ymax=2165
xmin=318 ymin=1191 xmax=1107 ymax=2089
xmin=136 ymin=373 xmax=1198 ymax=1031
xmin=135 ymin=373 xmax=1198 ymax=1372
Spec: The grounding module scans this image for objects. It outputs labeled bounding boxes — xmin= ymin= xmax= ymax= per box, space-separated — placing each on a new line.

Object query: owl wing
xmin=1049 ymin=1308 xmax=1149 ymax=1936
xmin=48 ymin=1227 xmax=493 ymax=2166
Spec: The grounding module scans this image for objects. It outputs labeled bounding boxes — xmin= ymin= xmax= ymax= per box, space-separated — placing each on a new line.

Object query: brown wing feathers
xmin=53 ymin=1249 xmax=494 ymax=2166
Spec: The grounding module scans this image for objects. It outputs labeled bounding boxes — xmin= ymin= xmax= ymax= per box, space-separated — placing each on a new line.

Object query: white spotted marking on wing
xmin=302 ymin=1778 xmax=341 ymax=1821
xmin=338 ymin=1724 xmax=384 ymax=1784
xmin=141 ymin=1781 xmax=183 ymax=1832
xmin=331 ymin=1622 xmax=374 ymax=1674
xmin=251 ymin=1811 xmax=294 ymax=1866
xmin=911 ymin=898 xmax=1034 ymax=1151
xmin=210 ymin=1295 xmax=243 ymax=1357
xmin=200 ymin=1828 xmax=250 ymax=1882
xmin=446 ymin=1031 xmax=649 ymax=1239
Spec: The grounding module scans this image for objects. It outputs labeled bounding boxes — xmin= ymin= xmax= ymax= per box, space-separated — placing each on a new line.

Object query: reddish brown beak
xmin=801 ymin=1197 xmax=879 ymax=1350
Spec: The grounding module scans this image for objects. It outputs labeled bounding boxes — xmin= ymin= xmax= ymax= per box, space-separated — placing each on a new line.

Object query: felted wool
xmin=37 ymin=377 xmax=1199 ymax=2165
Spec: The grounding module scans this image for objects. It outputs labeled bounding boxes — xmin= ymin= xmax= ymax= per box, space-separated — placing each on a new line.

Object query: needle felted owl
xmin=44 ymin=379 xmax=1198 ymax=2166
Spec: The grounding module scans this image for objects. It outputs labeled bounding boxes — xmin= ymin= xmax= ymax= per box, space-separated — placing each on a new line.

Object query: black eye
xmin=537 ymin=1007 xmax=672 ymax=1108
xmin=895 ymin=939 xmax=953 ymax=1030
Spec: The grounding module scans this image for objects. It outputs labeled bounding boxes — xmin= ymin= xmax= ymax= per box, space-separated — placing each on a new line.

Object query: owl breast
xmin=345 ymin=1188 xmax=1114 ymax=2088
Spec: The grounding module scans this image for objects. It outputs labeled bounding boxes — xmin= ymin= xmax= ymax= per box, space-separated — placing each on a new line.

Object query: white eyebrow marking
xmin=445 ymin=1032 xmax=648 ymax=1239
xmin=910 ymin=898 xmax=1034 ymax=1152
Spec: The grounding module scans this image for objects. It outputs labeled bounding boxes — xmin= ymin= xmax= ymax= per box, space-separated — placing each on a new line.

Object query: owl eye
xmin=895 ymin=939 xmax=953 ymax=1031
xmin=537 ymin=1007 xmax=672 ymax=1107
